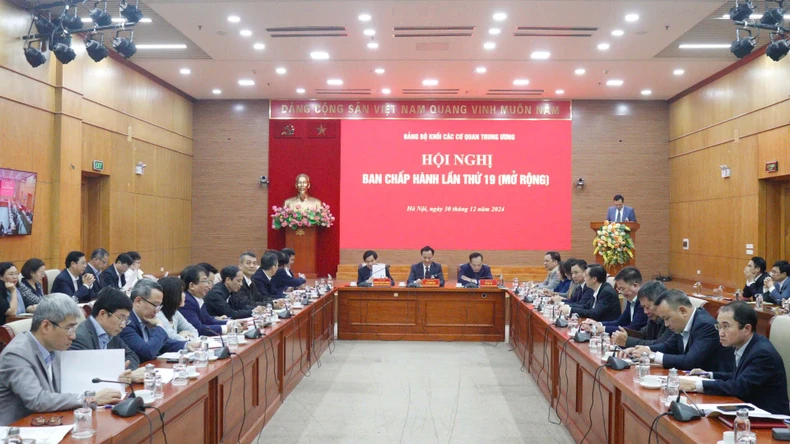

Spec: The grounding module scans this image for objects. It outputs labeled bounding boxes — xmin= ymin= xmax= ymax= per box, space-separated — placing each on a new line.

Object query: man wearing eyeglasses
xmin=70 ymin=287 xmax=143 ymax=378
xmin=120 ymin=280 xmax=200 ymax=362
xmin=85 ymin=248 xmax=109 ymax=297
xmin=0 ymin=293 xmax=123 ymax=426
xmin=679 ymin=301 xmax=789 ymax=415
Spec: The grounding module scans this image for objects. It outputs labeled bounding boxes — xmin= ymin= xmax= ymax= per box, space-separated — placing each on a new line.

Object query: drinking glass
xmin=736 ymin=431 xmax=756 ymax=444
xmin=172 ymin=364 xmax=188 ymax=386
xmin=72 ymin=407 xmax=95 ymax=439
xmin=227 ymin=333 xmax=238 ymax=351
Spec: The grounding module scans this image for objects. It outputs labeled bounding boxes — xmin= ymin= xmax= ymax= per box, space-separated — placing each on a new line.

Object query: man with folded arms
xmin=0 ymin=294 xmax=122 ymax=426
xmin=679 ymin=301 xmax=789 ymax=415
xmin=179 ymin=265 xmax=227 ymax=336
xmin=581 ymin=267 xmax=648 ymax=334
xmin=206 ymin=266 xmax=266 ymax=320
xmin=613 ymin=280 xmax=674 ymax=348
xmin=760 ymin=260 xmax=790 ymax=304
xmin=458 ymin=252 xmax=493 ymax=285
xmin=552 ymin=259 xmax=592 ymax=308
xmin=407 ymin=246 xmax=445 ymax=287
xmin=628 ymin=290 xmax=734 ymax=371
xmin=536 ymin=251 xmax=561 ymax=290
xmin=560 ymin=264 xmax=620 ymax=322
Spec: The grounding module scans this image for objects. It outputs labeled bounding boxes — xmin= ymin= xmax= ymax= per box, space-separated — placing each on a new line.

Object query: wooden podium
xmin=285 ymin=226 xmax=317 ymax=278
xmin=589 ymin=222 xmax=640 ymax=276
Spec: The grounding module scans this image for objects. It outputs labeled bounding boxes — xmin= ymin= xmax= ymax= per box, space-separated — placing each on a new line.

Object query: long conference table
xmin=14 ymin=285 xmax=787 ymax=443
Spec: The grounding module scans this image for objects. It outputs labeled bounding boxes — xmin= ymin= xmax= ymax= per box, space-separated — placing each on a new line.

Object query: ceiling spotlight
xmin=51 ymin=32 xmax=76 ymax=64
xmin=23 ymin=41 xmax=47 ymax=68
xmin=212 ymin=89 xmax=221 ymax=95
xmin=240 ymin=29 xmax=252 ymax=37
xmin=489 ymin=28 xmax=501 ymax=35
xmin=276 ymin=67 xmax=287 ymax=74
xmin=34 ymin=16 xmax=57 ymax=36
xmin=762 ymin=6 xmax=786 ymax=25
xmin=625 ymin=13 xmax=640 ymax=22
xmin=119 ymin=0 xmax=144 ymax=24
xmin=381 ymin=88 xmax=391 ymax=94
xmin=253 ymin=42 xmax=265 ymax=50
xmin=555 ymin=89 xmax=565 ymax=95
xmin=641 ymin=89 xmax=652 ymax=96
xmin=484 ymin=42 xmax=496 ymax=50
xmin=575 ymin=68 xmax=586 ymax=75
xmin=180 ymin=68 xmax=191 ymax=75
xmin=475 ymin=66 xmax=487 ymax=74
xmin=85 ymin=33 xmax=109 ymax=62
xmin=766 ymin=37 xmax=790 ymax=61
xmin=531 ymin=51 xmax=550 ymax=59
xmin=89 ymin=3 xmax=112 ymax=27
xmin=493 ymin=12 xmax=507 ymax=21
xmin=296 ymin=88 xmax=306 ymax=94
xmin=227 ymin=15 xmax=240 ymax=23
xmin=363 ymin=29 xmax=376 ymax=36
xmin=513 ymin=79 xmax=529 ymax=86
xmin=374 ymin=68 xmax=385 ymax=74
xmin=597 ymin=43 xmax=610 ymax=51
xmin=606 ymin=79 xmax=624 ymax=86
xmin=730 ymin=30 xmax=756 ymax=58
xmin=729 ymin=1 xmax=755 ymax=21
xmin=112 ymin=30 xmax=137 ymax=59
xmin=611 ymin=29 xmax=624 ymax=37
xmin=310 ymin=51 xmax=330 ymax=60
xmin=61 ymin=9 xmax=83 ymax=31
xmin=358 ymin=13 xmax=371 ymax=22
xmin=423 ymin=79 xmax=439 ymax=86
xmin=327 ymin=79 xmax=343 ymax=85
xmin=238 ymin=79 xmax=255 ymax=86
xmin=673 ymin=69 xmax=685 ymax=76
xmin=367 ymin=42 xmax=379 ymax=49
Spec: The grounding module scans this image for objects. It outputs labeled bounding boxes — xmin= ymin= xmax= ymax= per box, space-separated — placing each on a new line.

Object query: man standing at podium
xmin=606 ymin=194 xmax=637 ymax=222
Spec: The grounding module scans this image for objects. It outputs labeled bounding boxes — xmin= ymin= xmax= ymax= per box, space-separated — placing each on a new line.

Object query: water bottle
xmin=5 ymin=427 xmax=22 ymax=444
xmin=512 ymin=277 xmax=519 ymax=291
xmin=144 ymin=369 xmax=156 ymax=393
xmin=153 ymin=373 xmax=164 ymax=399
xmin=498 ymin=274 xmax=505 ymax=287
xmin=327 ymin=275 xmax=333 ymax=289
xmin=266 ymin=303 xmax=273 ymax=321
xmin=82 ymin=390 xmax=97 ymax=410
xmin=639 ymin=352 xmax=651 ymax=380
xmin=600 ymin=333 xmax=610 ymax=356
xmin=178 ymin=348 xmax=190 ymax=366
xmin=734 ymin=408 xmax=751 ymax=442
xmin=667 ymin=368 xmax=679 ymax=402
xmin=755 ymin=294 xmax=764 ymax=310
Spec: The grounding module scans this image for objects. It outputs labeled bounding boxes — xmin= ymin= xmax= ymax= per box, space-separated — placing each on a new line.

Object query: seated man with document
xmin=357 ymin=250 xmax=395 ymax=286
xmin=406 ymin=246 xmax=445 ymax=287
xmin=457 ymin=252 xmax=493 ymax=287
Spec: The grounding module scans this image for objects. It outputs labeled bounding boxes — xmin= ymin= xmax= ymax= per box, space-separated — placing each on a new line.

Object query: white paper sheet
xmin=372 ymin=264 xmax=386 ymax=278
xmin=696 ymin=402 xmax=790 ymax=420
xmin=60 ymin=349 xmax=125 ymax=396
xmin=0 ymin=425 xmax=73 ymax=443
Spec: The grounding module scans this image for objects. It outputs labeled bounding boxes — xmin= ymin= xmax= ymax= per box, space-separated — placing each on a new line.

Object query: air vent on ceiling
xmin=395 ymin=26 xmax=474 ymax=37
xmin=402 ymin=89 xmax=460 ymax=95
xmin=514 ymin=26 xmax=596 ymax=37
xmin=315 ymin=89 xmax=371 ymax=95
xmin=486 ymin=89 xmax=544 ymax=96
xmin=267 ymin=26 xmax=347 ymax=38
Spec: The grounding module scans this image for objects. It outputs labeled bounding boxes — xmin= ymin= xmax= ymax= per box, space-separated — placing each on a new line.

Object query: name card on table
xmin=373 ymin=278 xmax=392 ymax=287
xmin=422 ymin=279 xmax=440 ymax=287
xmin=479 ymin=279 xmax=498 ymax=288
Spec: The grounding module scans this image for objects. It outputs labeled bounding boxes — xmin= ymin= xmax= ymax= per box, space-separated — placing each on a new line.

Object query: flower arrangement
xmin=593 ymin=222 xmax=635 ymax=268
xmin=271 ymin=203 xmax=335 ymax=230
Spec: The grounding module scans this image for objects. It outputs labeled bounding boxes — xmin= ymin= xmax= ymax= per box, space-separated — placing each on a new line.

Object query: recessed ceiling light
xmin=575 ymin=68 xmax=586 ymax=75
xmin=367 ymin=42 xmax=379 ymax=49
xmin=493 ymin=12 xmax=507 ymax=21
xmin=212 ymin=89 xmax=221 ymax=95
xmin=227 ymin=15 xmax=240 ymax=23
xmin=484 ymin=42 xmax=496 ymax=50
xmin=240 ymin=29 xmax=252 ymax=37
xmin=625 ymin=13 xmax=639 ymax=22
xmin=276 ymin=67 xmax=287 ymax=75
xmin=382 ymin=88 xmax=391 ymax=94
xmin=139 ymin=18 xmax=152 ymax=23
xmin=364 ymin=29 xmax=376 ymax=36
xmin=422 ymin=79 xmax=439 ymax=86
xmin=296 ymin=88 xmax=306 ymax=94
xmin=179 ymin=68 xmax=191 ymax=75
xmin=238 ymin=79 xmax=255 ymax=86
xmin=81 ymin=17 xmax=92 ymax=23
xmin=531 ymin=51 xmax=551 ymax=59
xmin=489 ymin=28 xmax=501 ymax=35
xmin=111 ymin=18 xmax=126 ymax=23
xmin=513 ymin=79 xmax=530 ymax=86
xmin=253 ymin=43 xmax=265 ymax=50
xmin=611 ymin=29 xmax=624 ymax=37
xmin=374 ymin=68 xmax=385 ymax=74
xmin=327 ymin=79 xmax=343 ymax=85
xmin=606 ymin=79 xmax=624 ymax=86
xmin=673 ymin=69 xmax=685 ymax=76
xmin=135 ymin=44 xmax=187 ymax=49
xmin=678 ymin=43 xmax=731 ymax=49
xmin=310 ymin=51 xmax=330 ymax=60
xmin=358 ymin=13 xmax=371 ymax=22
xmin=641 ymin=89 xmax=652 ymax=96
xmin=597 ymin=43 xmax=610 ymax=51
xmin=475 ymin=66 xmax=487 ymax=74
xmin=555 ymin=89 xmax=565 ymax=95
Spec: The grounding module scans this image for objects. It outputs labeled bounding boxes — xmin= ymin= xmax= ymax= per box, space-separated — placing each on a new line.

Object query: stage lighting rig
xmin=119 ymin=0 xmax=144 ymax=23
xmin=731 ymin=28 xmax=757 ymax=58
xmin=24 ymin=40 xmax=47 ymax=68
xmin=85 ymin=32 xmax=109 ymax=62
xmin=89 ymin=1 xmax=112 ymax=26
xmin=112 ymin=29 xmax=137 ymax=58
xmin=729 ymin=0 xmax=755 ymax=21
xmin=766 ymin=33 xmax=790 ymax=60
xmin=50 ymin=28 xmax=76 ymax=64
xmin=762 ymin=0 xmax=786 ymax=26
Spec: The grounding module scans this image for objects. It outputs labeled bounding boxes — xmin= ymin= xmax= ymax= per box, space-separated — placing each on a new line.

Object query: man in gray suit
xmin=0 ymin=293 xmax=122 ymax=426
xmin=70 ymin=287 xmax=143 ymax=377
xmin=537 ymin=251 xmax=562 ymax=290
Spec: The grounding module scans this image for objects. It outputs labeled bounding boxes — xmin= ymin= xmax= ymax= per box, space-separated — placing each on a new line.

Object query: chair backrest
xmin=0 ymin=325 xmax=13 ymax=354
xmin=768 ymin=316 xmax=790 ymax=401
xmin=81 ymin=304 xmax=91 ymax=320
xmin=688 ymin=296 xmax=707 ymax=309
xmin=5 ymin=318 xmax=32 ymax=336
xmin=44 ymin=269 xmax=60 ymax=294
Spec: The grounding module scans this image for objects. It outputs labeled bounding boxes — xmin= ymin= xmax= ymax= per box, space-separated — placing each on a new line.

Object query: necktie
xmin=425 ymin=266 xmax=430 ymax=278
xmin=617 ymin=210 xmax=622 ymax=222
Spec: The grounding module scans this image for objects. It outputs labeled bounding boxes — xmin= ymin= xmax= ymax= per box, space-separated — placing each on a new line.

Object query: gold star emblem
xmin=316 ymin=124 xmax=327 ymax=136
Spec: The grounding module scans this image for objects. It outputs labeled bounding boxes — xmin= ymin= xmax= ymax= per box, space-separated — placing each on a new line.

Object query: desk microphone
xmin=92 ymin=378 xmax=144 ymax=417
xmin=245 ymin=317 xmax=263 ymax=339
xmin=206 ymin=329 xmax=230 ymax=359
xmin=464 ymin=281 xmax=478 ymax=289
xmin=669 ymin=389 xmax=703 ymax=422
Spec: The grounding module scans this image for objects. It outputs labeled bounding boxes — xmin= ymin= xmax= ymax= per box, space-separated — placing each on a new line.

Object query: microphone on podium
xmin=92 ymin=377 xmax=144 ymax=417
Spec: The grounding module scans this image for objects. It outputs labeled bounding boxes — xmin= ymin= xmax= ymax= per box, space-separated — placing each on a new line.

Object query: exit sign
xmin=92 ymin=160 xmax=104 ymax=172
xmin=766 ymin=160 xmax=779 ymax=173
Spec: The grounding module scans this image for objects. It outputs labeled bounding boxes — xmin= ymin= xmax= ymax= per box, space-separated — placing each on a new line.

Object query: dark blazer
xmin=51 ymin=269 xmax=93 ymax=302
xmin=251 ymin=268 xmax=279 ymax=305
xmin=763 ymin=278 xmax=790 ymax=304
xmin=703 ymin=334 xmax=790 ymax=415
xmin=569 ymin=282 xmax=620 ymax=322
xmin=178 ymin=291 xmax=225 ymax=336
xmin=99 ymin=265 xmax=126 ymax=290
xmin=650 ymin=308 xmax=734 ymax=372
xmin=272 ymin=267 xmax=306 ymax=294
xmin=84 ymin=264 xmax=103 ymax=297
xmin=458 ymin=264 xmax=493 ymax=282
xmin=554 ymin=279 xmax=571 ymax=295
xmin=625 ymin=318 xmax=674 ymax=348
xmin=69 ymin=317 xmax=140 ymax=370
xmin=743 ymin=272 xmax=769 ymax=299
xmin=357 ymin=265 xmax=395 ymax=286
xmin=237 ymin=277 xmax=259 ymax=305
xmin=563 ymin=284 xmax=593 ymax=307
xmin=602 ymin=298 xmax=648 ymax=333
xmin=119 ymin=312 xmax=184 ymax=362
xmin=204 ymin=282 xmax=253 ymax=319
xmin=606 ymin=205 xmax=637 ymax=222
xmin=407 ymin=262 xmax=445 ymax=287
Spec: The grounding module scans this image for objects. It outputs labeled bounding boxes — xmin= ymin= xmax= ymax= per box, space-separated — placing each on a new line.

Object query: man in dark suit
xmin=237 ymin=252 xmax=262 ymax=304
xmin=206 ymin=266 xmax=265 ymax=319
xmin=357 ymin=250 xmax=395 ymax=286
xmin=680 ymin=301 xmax=789 ymax=415
xmin=69 ymin=287 xmax=141 ymax=372
xmin=761 ymin=260 xmax=790 ymax=304
xmin=630 ymin=290 xmax=734 ymax=372
xmin=281 ymin=248 xmax=306 ymax=282
xmin=612 ymin=280 xmax=674 ymax=348
xmin=99 ymin=253 xmax=132 ymax=290
xmin=51 ymin=251 xmax=96 ymax=303
xmin=272 ymin=252 xmax=307 ymax=294
xmin=583 ymin=267 xmax=648 ymax=334
xmin=606 ymin=194 xmax=637 ymax=222
xmin=84 ymin=248 xmax=109 ymax=297
xmin=458 ymin=252 xmax=493 ymax=286
xmin=252 ymin=253 xmax=285 ymax=307
xmin=742 ymin=256 xmax=769 ymax=299
xmin=407 ymin=246 xmax=445 ymax=287
xmin=178 ymin=265 xmax=227 ymax=336
xmin=553 ymin=259 xmax=592 ymax=307
xmin=561 ymin=264 xmax=620 ymax=322
xmin=119 ymin=280 xmax=195 ymax=362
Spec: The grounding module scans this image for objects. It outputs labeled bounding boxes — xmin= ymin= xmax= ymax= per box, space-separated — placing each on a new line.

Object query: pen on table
xmin=103 ymin=405 xmax=114 ymax=409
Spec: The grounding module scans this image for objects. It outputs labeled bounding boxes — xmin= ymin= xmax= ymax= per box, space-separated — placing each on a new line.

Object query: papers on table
xmin=371 ymin=264 xmax=387 ymax=278
xmin=60 ymin=349 xmax=125 ymax=395
xmin=0 ymin=425 xmax=73 ymax=443
xmin=154 ymin=367 xmax=174 ymax=384
xmin=696 ymin=402 xmax=790 ymax=420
